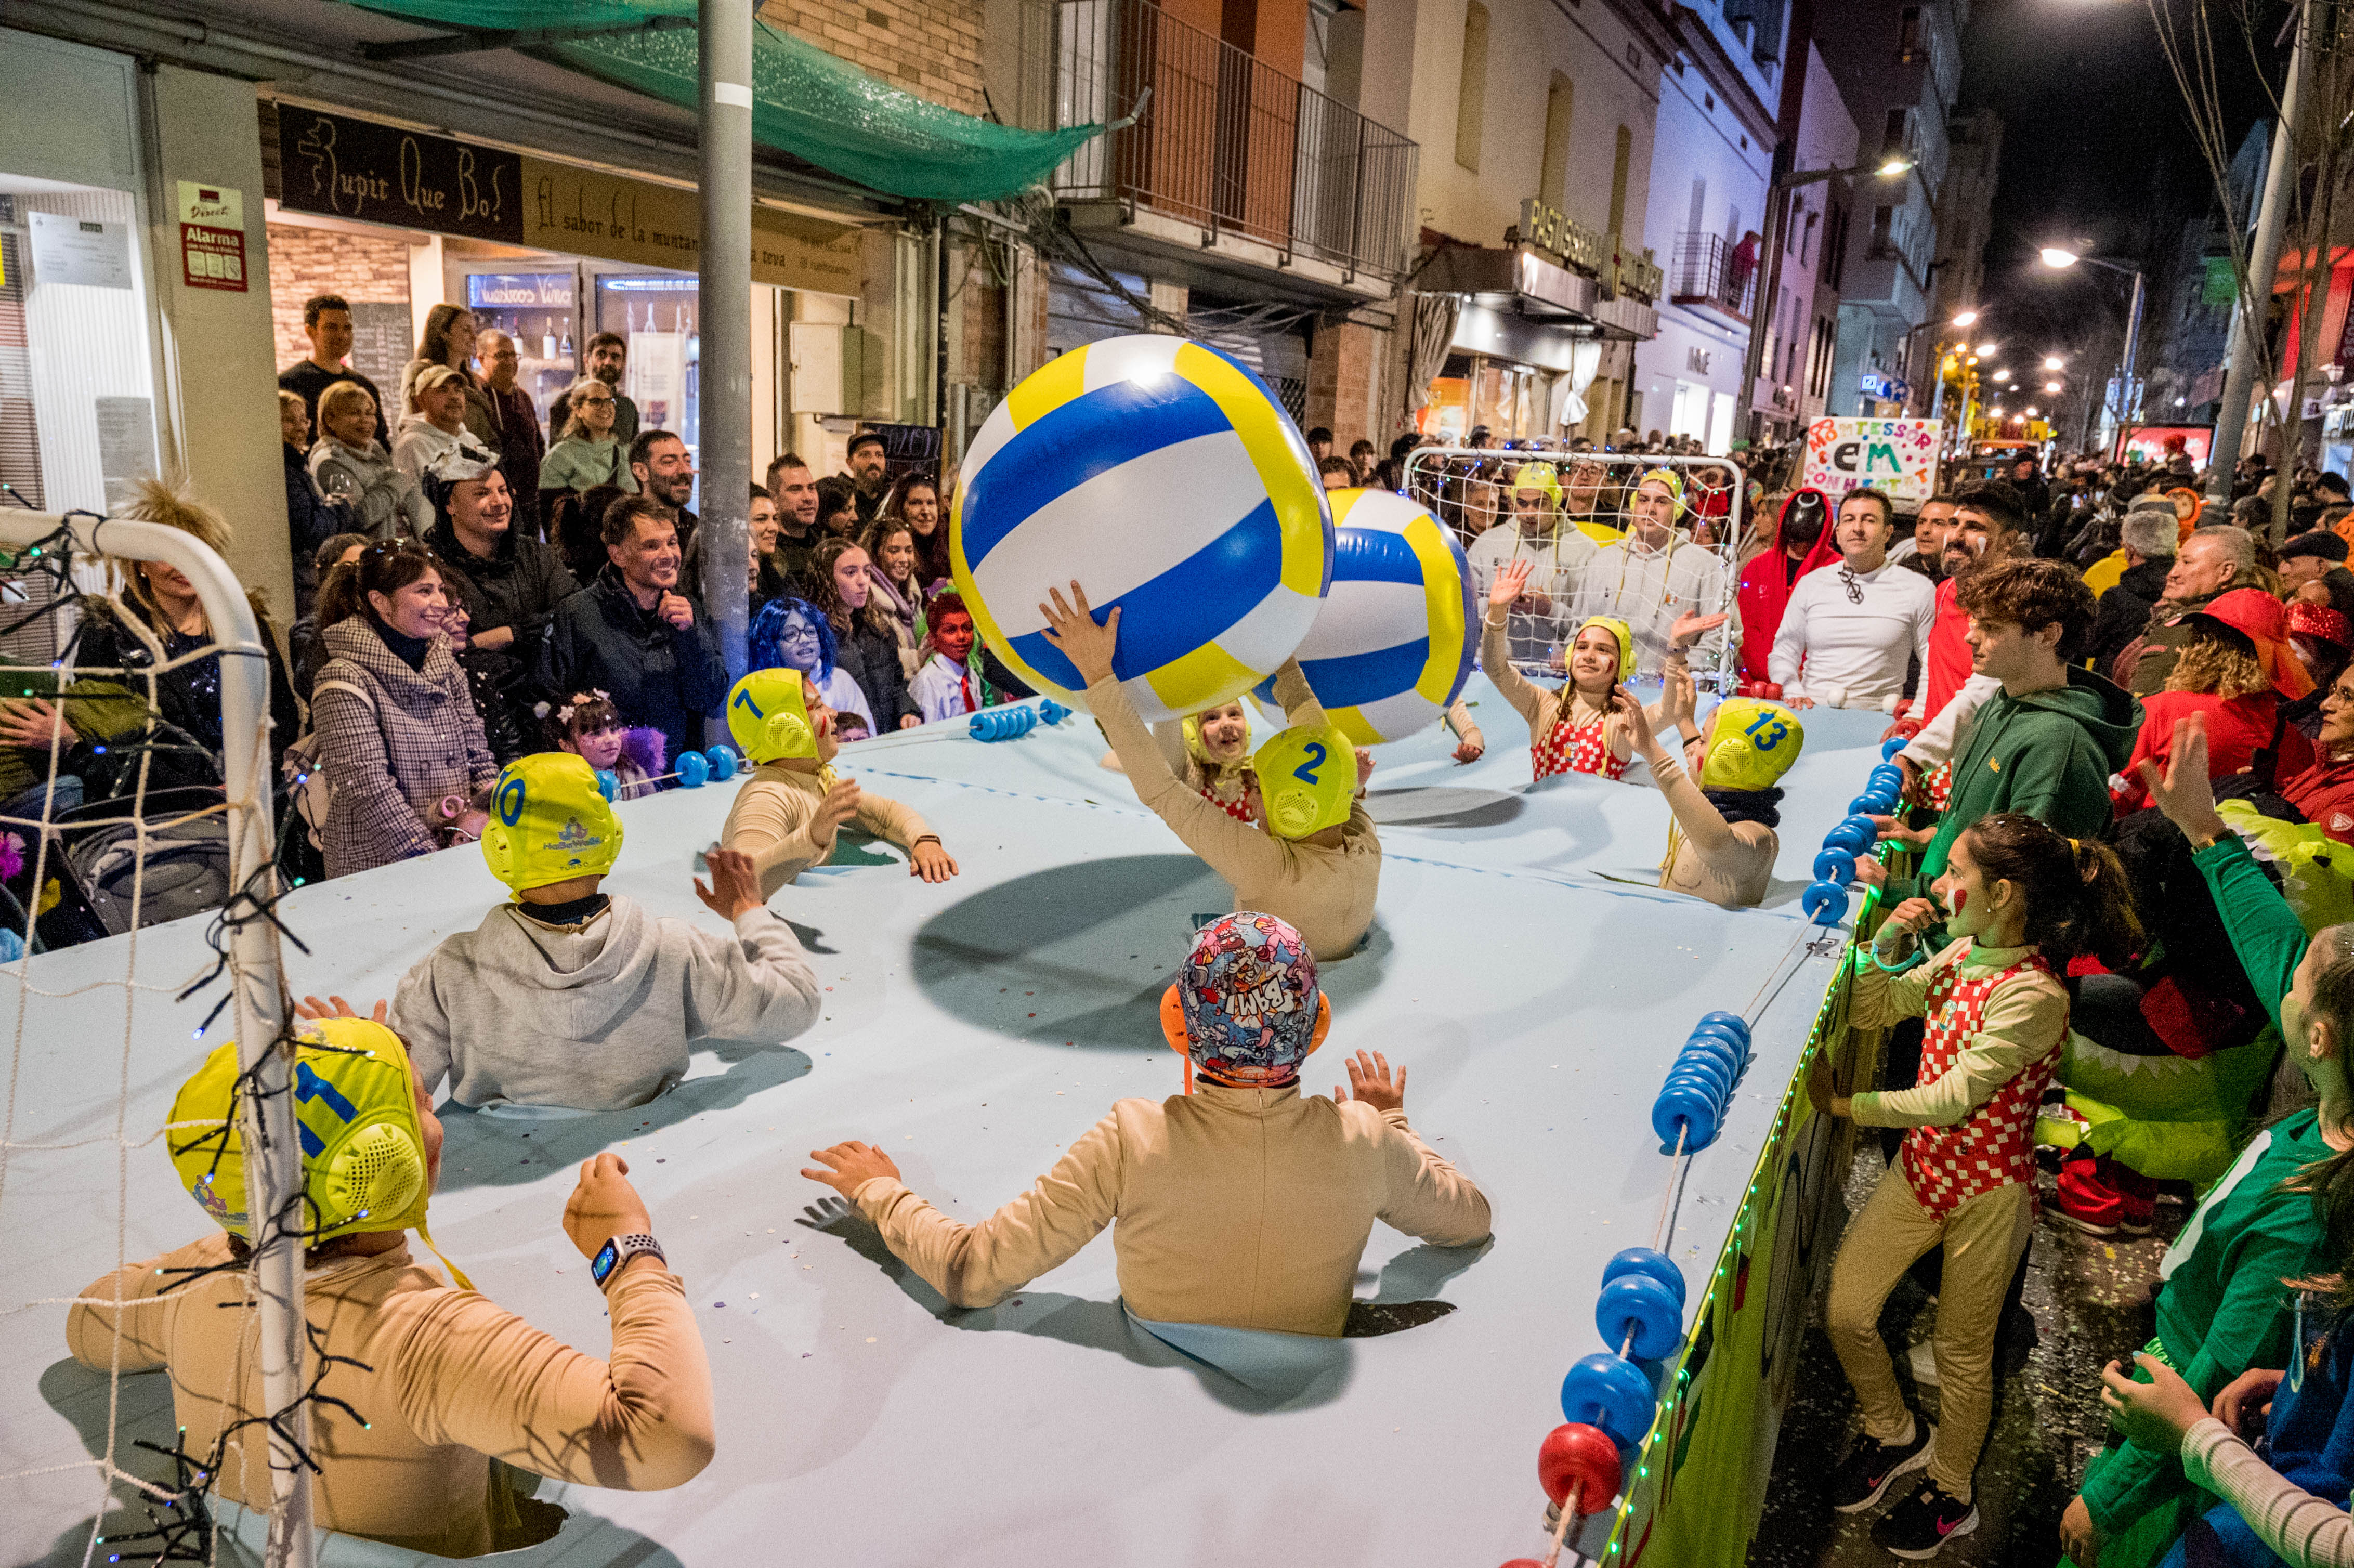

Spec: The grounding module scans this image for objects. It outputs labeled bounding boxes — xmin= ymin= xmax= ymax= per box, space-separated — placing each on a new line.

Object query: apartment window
xmin=1608 ymin=125 xmax=1633 ymax=236
xmin=1897 ymin=5 xmax=1922 ymax=58
xmin=1455 ymin=1 xmax=1490 ymax=172
xmin=1868 ymin=204 xmax=1894 ymax=255
xmin=1882 ymin=107 xmax=1908 ymax=156
xmin=1540 ymin=73 xmax=1575 ymax=212
xmin=1823 ymin=201 xmax=1850 ymax=290
xmin=1801 ymin=209 xmax=1819 ymax=265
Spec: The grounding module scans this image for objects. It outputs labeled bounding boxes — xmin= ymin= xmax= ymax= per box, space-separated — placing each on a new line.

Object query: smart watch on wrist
xmin=591 ymin=1233 xmax=665 ymax=1286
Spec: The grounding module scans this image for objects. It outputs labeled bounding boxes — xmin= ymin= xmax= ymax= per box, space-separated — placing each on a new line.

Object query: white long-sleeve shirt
xmin=1570 ymin=531 xmax=1733 ymax=675
xmin=2184 ymin=1417 xmax=2354 ymax=1568
xmin=1900 ymin=673 xmax=2001 ymax=771
xmin=1466 ymin=521 xmax=1597 ymax=667
xmin=1767 ymin=558 xmax=1938 ymax=710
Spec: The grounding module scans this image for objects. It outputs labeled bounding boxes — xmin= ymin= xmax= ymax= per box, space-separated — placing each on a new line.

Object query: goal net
xmin=0 ymin=506 xmax=312 ymax=1567
xmin=1400 ymin=448 xmax=1746 ymax=694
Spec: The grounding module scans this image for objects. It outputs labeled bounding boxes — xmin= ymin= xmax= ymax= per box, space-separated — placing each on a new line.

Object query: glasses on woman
xmin=576 ymin=394 xmax=614 ymax=407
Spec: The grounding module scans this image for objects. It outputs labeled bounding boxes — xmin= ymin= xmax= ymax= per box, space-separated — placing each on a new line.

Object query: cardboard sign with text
xmin=1800 ymin=417 xmax=1941 ymax=504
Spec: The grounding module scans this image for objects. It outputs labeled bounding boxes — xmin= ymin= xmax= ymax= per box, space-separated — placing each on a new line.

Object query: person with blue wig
xmin=749 ymin=594 xmax=878 ymax=741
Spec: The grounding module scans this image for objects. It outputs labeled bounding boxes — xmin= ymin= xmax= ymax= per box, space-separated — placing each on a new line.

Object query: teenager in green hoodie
xmin=2060 ymin=711 xmax=2351 ymax=1568
xmin=1862 ymin=557 xmax=2143 ymax=900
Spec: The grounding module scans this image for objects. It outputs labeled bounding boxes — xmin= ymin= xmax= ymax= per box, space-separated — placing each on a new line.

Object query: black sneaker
xmin=1871 ymin=1476 xmax=1978 ymax=1560
xmin=1829 ymin=1422 xmax=1934 ymax=1513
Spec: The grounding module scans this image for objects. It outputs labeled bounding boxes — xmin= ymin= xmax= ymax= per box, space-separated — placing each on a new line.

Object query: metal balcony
xmin=1670 ymin=231 xmax=1757 ymax=328
xmin=1023 ymin=0 xmax=1418 ymax=285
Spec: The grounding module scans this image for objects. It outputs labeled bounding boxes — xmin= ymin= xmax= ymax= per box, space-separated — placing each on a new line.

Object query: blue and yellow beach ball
xmin=950 ymin=334 xmax=1332 ymax=724
xmin=1252 ymin=489 xmax=1475 ymax=745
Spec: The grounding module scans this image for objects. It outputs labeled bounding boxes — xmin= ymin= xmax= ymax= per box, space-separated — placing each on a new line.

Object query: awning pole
xmin=700 ymin=0 xmax=754 ymax=690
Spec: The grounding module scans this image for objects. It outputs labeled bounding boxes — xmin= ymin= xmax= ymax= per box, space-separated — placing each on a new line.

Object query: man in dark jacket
xmin=2082 ymin=502 xmax=2180 ymax=674
xmin=424 ymin=467 xmax=578 ymax=662
xmin=1868 ymin=556 xmax=2142 ymax=900
xmin=543 ymin=495 xmax=727 ymax=769
xmin=280 ymin=390 xmax=350 ymax=619
xmin=477 ymin=330 xmax=546 ymax=541
xmin=2116 ymin=524 xmax=2258 ymax=695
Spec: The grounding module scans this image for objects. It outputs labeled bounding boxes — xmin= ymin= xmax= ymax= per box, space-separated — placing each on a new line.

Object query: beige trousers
xmin=1824 ymin=1162 xmax=2034 ymax=1501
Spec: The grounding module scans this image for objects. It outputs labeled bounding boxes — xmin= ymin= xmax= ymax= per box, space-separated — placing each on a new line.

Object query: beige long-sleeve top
xmin=2184 ymin=1416 xmax=2354 ymax=1567
xmin=1648 ymin=752 xmax=1776 ymax=908
xmin=1845 ymin=937 xmax=2071 ymax=1128
xmin=1090 ymin=662 xmax=1380 ymax=961
xmin=1480 ymin=609 xmax=1631 ymax=767
xmin=720 ymin=761 xmax=933 ymax=899
xmin=67 ymin=1235 xmax=713 ymax=1558
xmin=851 ymin=1082 xmax=1491 ymax=1336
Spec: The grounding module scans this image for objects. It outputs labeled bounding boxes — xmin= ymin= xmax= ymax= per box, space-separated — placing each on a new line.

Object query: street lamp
xmin=2039 ymin=244 xmax=2147 ymax=455
xmin=1742 ymin=155 xmax=1918 ymax=442
xmin=2044 ymin=380 xmax=2063 ymax=393
xmin=2043 ymin=355 xmax=2064 ymax=371
xmin=1952 ymin=309 xmax=1981 ymax=328
xmin=1977 ymin=343 xmax=1997 ymax=357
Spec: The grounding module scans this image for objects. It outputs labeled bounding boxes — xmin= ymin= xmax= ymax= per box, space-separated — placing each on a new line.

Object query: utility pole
xmin=2209 ymin=0 xmax=2312 ymax=503
xmin=699 ymin=0 xmax=754 ymax=689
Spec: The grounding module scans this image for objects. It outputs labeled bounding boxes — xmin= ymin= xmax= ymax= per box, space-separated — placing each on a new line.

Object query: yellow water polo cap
xmin=1251 ymin=722 xmax=1357 ymax=839
xmin=1702 ymin=697 xmax=1805 ymax=791
xmin=482 ymin=752 xmax=623 ymax=894
xmin=1181 ymin=703 xmax=1252 ymax=766
xmin=170 ymin=1017 xmax=435 ymax=1249
xmin=1571 ymin=616 xmax=1637 ymax=685
xmin=1636 ymin=467 xmax=1687 ymax=517
xmin=1512 ymin=462 xmax=1562 ymax=510
xmin=727 ymin=669 xmax=820 ymax=765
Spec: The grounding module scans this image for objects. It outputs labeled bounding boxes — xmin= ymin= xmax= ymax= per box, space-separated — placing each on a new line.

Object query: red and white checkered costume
xmin=1197 ymin=785 xmax=1256 ymax=824
xmin=1534 ymin=712 xmax=1628 ymax=782
xmin=1899 ymin=950 xmax=2063 ymax=1219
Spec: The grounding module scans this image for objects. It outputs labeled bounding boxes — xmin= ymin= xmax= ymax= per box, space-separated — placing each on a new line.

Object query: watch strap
xmin=593 ymin=1232 xmax=664 ymax=1286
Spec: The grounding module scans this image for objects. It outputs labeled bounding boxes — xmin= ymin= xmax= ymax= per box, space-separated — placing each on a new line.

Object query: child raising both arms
xmin=802 ymin=911 xmax=1489 ymax=1337
xmin=1807 ymin=812 xmax=2141 ymax=1560
xmin=1483 ymin=557 xmax=1722 ymax=781
xmin=719 ymin=668 xmax=958 ymax=896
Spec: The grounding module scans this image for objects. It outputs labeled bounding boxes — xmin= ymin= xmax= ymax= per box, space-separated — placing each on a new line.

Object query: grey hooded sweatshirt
xmin=391 ymin=896 xmax=821 ymax=1110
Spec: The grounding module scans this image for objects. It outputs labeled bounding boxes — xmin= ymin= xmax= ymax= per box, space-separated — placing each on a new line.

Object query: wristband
xmin=912 ymin=834 xmax=941 ymax=848
xmin=591 ymin=1233 xmax=664 ymax=1287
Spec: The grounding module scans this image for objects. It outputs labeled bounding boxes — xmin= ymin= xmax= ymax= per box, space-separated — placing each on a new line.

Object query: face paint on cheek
xmin=1947 ymin=887 xmax=1967 ymax=914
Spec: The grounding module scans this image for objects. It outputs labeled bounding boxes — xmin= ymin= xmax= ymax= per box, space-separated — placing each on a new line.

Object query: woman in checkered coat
xmin=1802 ymin=813 xmax=2141 ymax=1557
xmin=310 ymin=541 xmax=498 ymax=880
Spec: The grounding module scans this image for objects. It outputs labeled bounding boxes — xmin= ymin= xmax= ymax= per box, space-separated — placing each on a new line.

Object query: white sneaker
xmin=1910 ymin=1338 xmax=1940 ymax=1388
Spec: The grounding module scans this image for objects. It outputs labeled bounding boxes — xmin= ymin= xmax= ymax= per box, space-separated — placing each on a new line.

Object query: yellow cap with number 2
xmin=1251 ymin=722 xmax=1357 ymax=839
xmin=1702 ymin=697 xmax=1805 ymax=791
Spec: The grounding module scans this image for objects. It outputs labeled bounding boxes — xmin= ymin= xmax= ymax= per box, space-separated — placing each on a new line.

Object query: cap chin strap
xmin=413 ymin=1220 xmax=474 ymax=1291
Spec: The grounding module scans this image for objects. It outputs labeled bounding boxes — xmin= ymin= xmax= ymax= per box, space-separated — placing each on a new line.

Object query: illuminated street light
xmin=2043 ymin=355 xmax=2064 ymax=370
xmin=2044 ymin=380 xmax=2063 ymax=393
xmin=2024 ymin=406 xmax=2039 ymax=416
xmin=1952 ymin=309 xmax=1980 ymax=327
xmin=2040 ymin=246 xmax=2081 ymax=269
xmin=1977 ymin=342 xmax=1997 ymax=356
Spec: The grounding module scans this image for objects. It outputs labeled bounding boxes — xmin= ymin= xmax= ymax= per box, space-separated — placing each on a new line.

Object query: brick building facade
xmin=264 ymin=224 xmax=411 ymax=374
xmin=760 ymin=0 xmax=986 ymax=117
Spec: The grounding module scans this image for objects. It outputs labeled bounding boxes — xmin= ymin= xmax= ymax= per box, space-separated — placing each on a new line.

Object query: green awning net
xmin=340 ymin=0 xmax=1102 ymax=203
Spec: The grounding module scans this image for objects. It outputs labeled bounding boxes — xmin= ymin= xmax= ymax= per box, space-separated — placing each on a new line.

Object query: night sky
xmin=1955 ymin=0 xmax=2278 ymax=356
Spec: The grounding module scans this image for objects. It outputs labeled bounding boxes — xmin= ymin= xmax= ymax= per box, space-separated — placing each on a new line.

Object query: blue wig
xmin=749 ymin=595 xmax=836 ymax=682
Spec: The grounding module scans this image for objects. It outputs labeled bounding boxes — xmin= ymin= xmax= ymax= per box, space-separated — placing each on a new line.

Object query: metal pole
xmin=699 ymin=0 xmax=754 ymax=687
xmin=2115 ymin=268 xmax=2146 ymax=458
xmin=2211 ymin=3 xmax=2310 ymax=501
xmin=1740 ymin=177 xmax=1791 ymax=449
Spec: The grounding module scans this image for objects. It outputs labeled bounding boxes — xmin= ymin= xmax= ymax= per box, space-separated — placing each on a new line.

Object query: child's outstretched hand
xmin=1488 ymin=558 xmax=1534 ymax=611
xmin=1037 ymin=581 xmax=1121 ymax=686
xmin=802 ymin=1140 xmax=903 ymax=1196
xmin=694 ymin=846 xmax=764 ymax=920
xmin=295 ymin=994 xmax=389 ymax=1024
xmin=909 ymin=839 xmax=959 ymax=883
xmin=1335 ymin=1050 xmax=1406 ymax=1115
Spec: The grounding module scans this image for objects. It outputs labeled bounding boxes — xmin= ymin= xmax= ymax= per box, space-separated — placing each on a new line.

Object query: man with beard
xmin=1890 ymin=494 xmax=1957 ymax=579
xmin=549 ymin=333 xmax=640 ymax=446
xmin=764 ymin=452 xmax=822 ymax=593
xmin=1915 ymin=482 xmax=2024 ymax=726
xmin=630 ymin=430 xmax=699 ymax=553
xmin=544 ymin=494 xmax=727 ymax=767
xmin=1734 ymin=488 xmax=1838 ymax=686
xmin=841 ymin=429 xmax=889 ymax=525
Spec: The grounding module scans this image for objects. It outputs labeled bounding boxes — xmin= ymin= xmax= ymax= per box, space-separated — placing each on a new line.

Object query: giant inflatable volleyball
xmin=950 ymin=334 xmax=1333 ymax=724
xmin=1252 ymin=488 xmax=1476 ymax=745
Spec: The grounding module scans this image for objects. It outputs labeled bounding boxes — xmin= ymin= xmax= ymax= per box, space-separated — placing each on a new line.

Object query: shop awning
xmin=1418 ymin=243 xmax=1658 ymax=342
xmin=335 ymin=0 xmax=1106 ymax=203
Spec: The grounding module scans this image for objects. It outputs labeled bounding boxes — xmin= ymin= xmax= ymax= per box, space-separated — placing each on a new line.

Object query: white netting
xmin=1400 ymin=449 xmax=1746 ymax=693
xmin=0 ymin=506 xmax=309 ymax=1567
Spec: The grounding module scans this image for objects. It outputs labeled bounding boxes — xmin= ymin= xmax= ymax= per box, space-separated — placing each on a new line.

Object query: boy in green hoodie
xmin=1862 ymin=557 xmax=2143 ymax=899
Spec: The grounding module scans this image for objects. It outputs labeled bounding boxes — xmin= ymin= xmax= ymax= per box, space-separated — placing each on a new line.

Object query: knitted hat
xmin=1173 ymin=912 xmax=1328 ymax=1088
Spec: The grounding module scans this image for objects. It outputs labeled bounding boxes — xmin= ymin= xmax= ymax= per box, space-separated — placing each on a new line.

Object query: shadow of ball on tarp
xmin=912 ymin=854 xmax=1224 ymax=1050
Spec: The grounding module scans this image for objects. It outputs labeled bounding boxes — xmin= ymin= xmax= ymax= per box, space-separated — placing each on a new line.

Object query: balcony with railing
xmin=1017 ymin=0 xmax=1418 ymax=291
xmin=1671 ymin=232 xmax=1757 ymax=329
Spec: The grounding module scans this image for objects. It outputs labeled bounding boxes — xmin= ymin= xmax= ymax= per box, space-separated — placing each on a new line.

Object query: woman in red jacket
xmin=1734 ymin=488 xmax=1838 ymax=685
xmin=2114 ymin=589 xmax=2315 ymax=815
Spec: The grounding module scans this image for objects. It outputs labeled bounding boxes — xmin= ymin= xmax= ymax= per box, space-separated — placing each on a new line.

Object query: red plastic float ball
xmin=1762 ymin=682 xmax=1783 ymax=699
xmin=1500 ymin=1561 xmax=1547 ymax=1567
xmin=1538 ymin=1421 xmax=1624 ymax=1512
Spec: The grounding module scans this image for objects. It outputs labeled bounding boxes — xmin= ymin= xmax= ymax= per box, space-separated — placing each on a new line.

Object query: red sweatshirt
xmin=2113 ymin=690 xmax=2314 ymax=816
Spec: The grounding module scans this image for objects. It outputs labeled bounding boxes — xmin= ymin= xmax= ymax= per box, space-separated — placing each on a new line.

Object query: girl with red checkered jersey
xmin=1805 ymin=813 xmax=2141 ymax=1559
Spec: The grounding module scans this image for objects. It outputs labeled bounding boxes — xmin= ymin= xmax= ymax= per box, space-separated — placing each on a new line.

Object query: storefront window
xmin=596 ymin=274 xmax=700 ymax=459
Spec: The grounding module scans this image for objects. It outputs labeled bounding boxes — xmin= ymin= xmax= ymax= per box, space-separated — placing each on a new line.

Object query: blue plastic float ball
xmin=1684 ymin=1023 xmax=1745 ymax=1061
xmin=1038 ymin=698 xmax=1072 ymax=724
xmin=1848 ymin=793 xmax=1881 ymax=817
xmin=1869 ymin=763 xmax=1906 ymax=789
xmin=1559 ymin=1352 xmax=1657 ymax=1451
xmin=1814 ymin=847 xmax=1856 ymax=884
xmin=1802 ymin=880 xmax=1849 ymax=926
xmin=1881 ymin=736 xmax=1910 ymax=761
xmin=1601 ymin=1247 xmax=1688 ymax=1308
xmin=706 ymin=744 xmax=740 ymax=781
xmin=1596 ymin=1273 xmax=1686 ymax=1362
xmin=1650 ymin=1080 xmax=1720 ymax=1151
xmin=1680 ymin=1033 xmax=1744 ymax=1076
xmin=676 ymin=751 xmax=710 ymax=789
xmin=593 ymin=768 xmax=619 ymax=802
xmin=1665 ymin=1058 xmax=1732 ymax=1101
xmin=1696 ymin=1011 xmax=1751 ymax=1042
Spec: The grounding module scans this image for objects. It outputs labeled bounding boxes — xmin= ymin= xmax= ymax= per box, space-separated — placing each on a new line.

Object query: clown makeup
xmin=1194 ymin=701 xmax=1249 ymax=763
xmin=1567 ymin=625 xmax=1622 ymax=697
xmin=565 ymin=723 xmax=626 ymax=770
xmin=1932 ymin=830 xmax=2024 ymax=947
xmin=933 ymin=609 xmax=976 ymax=664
